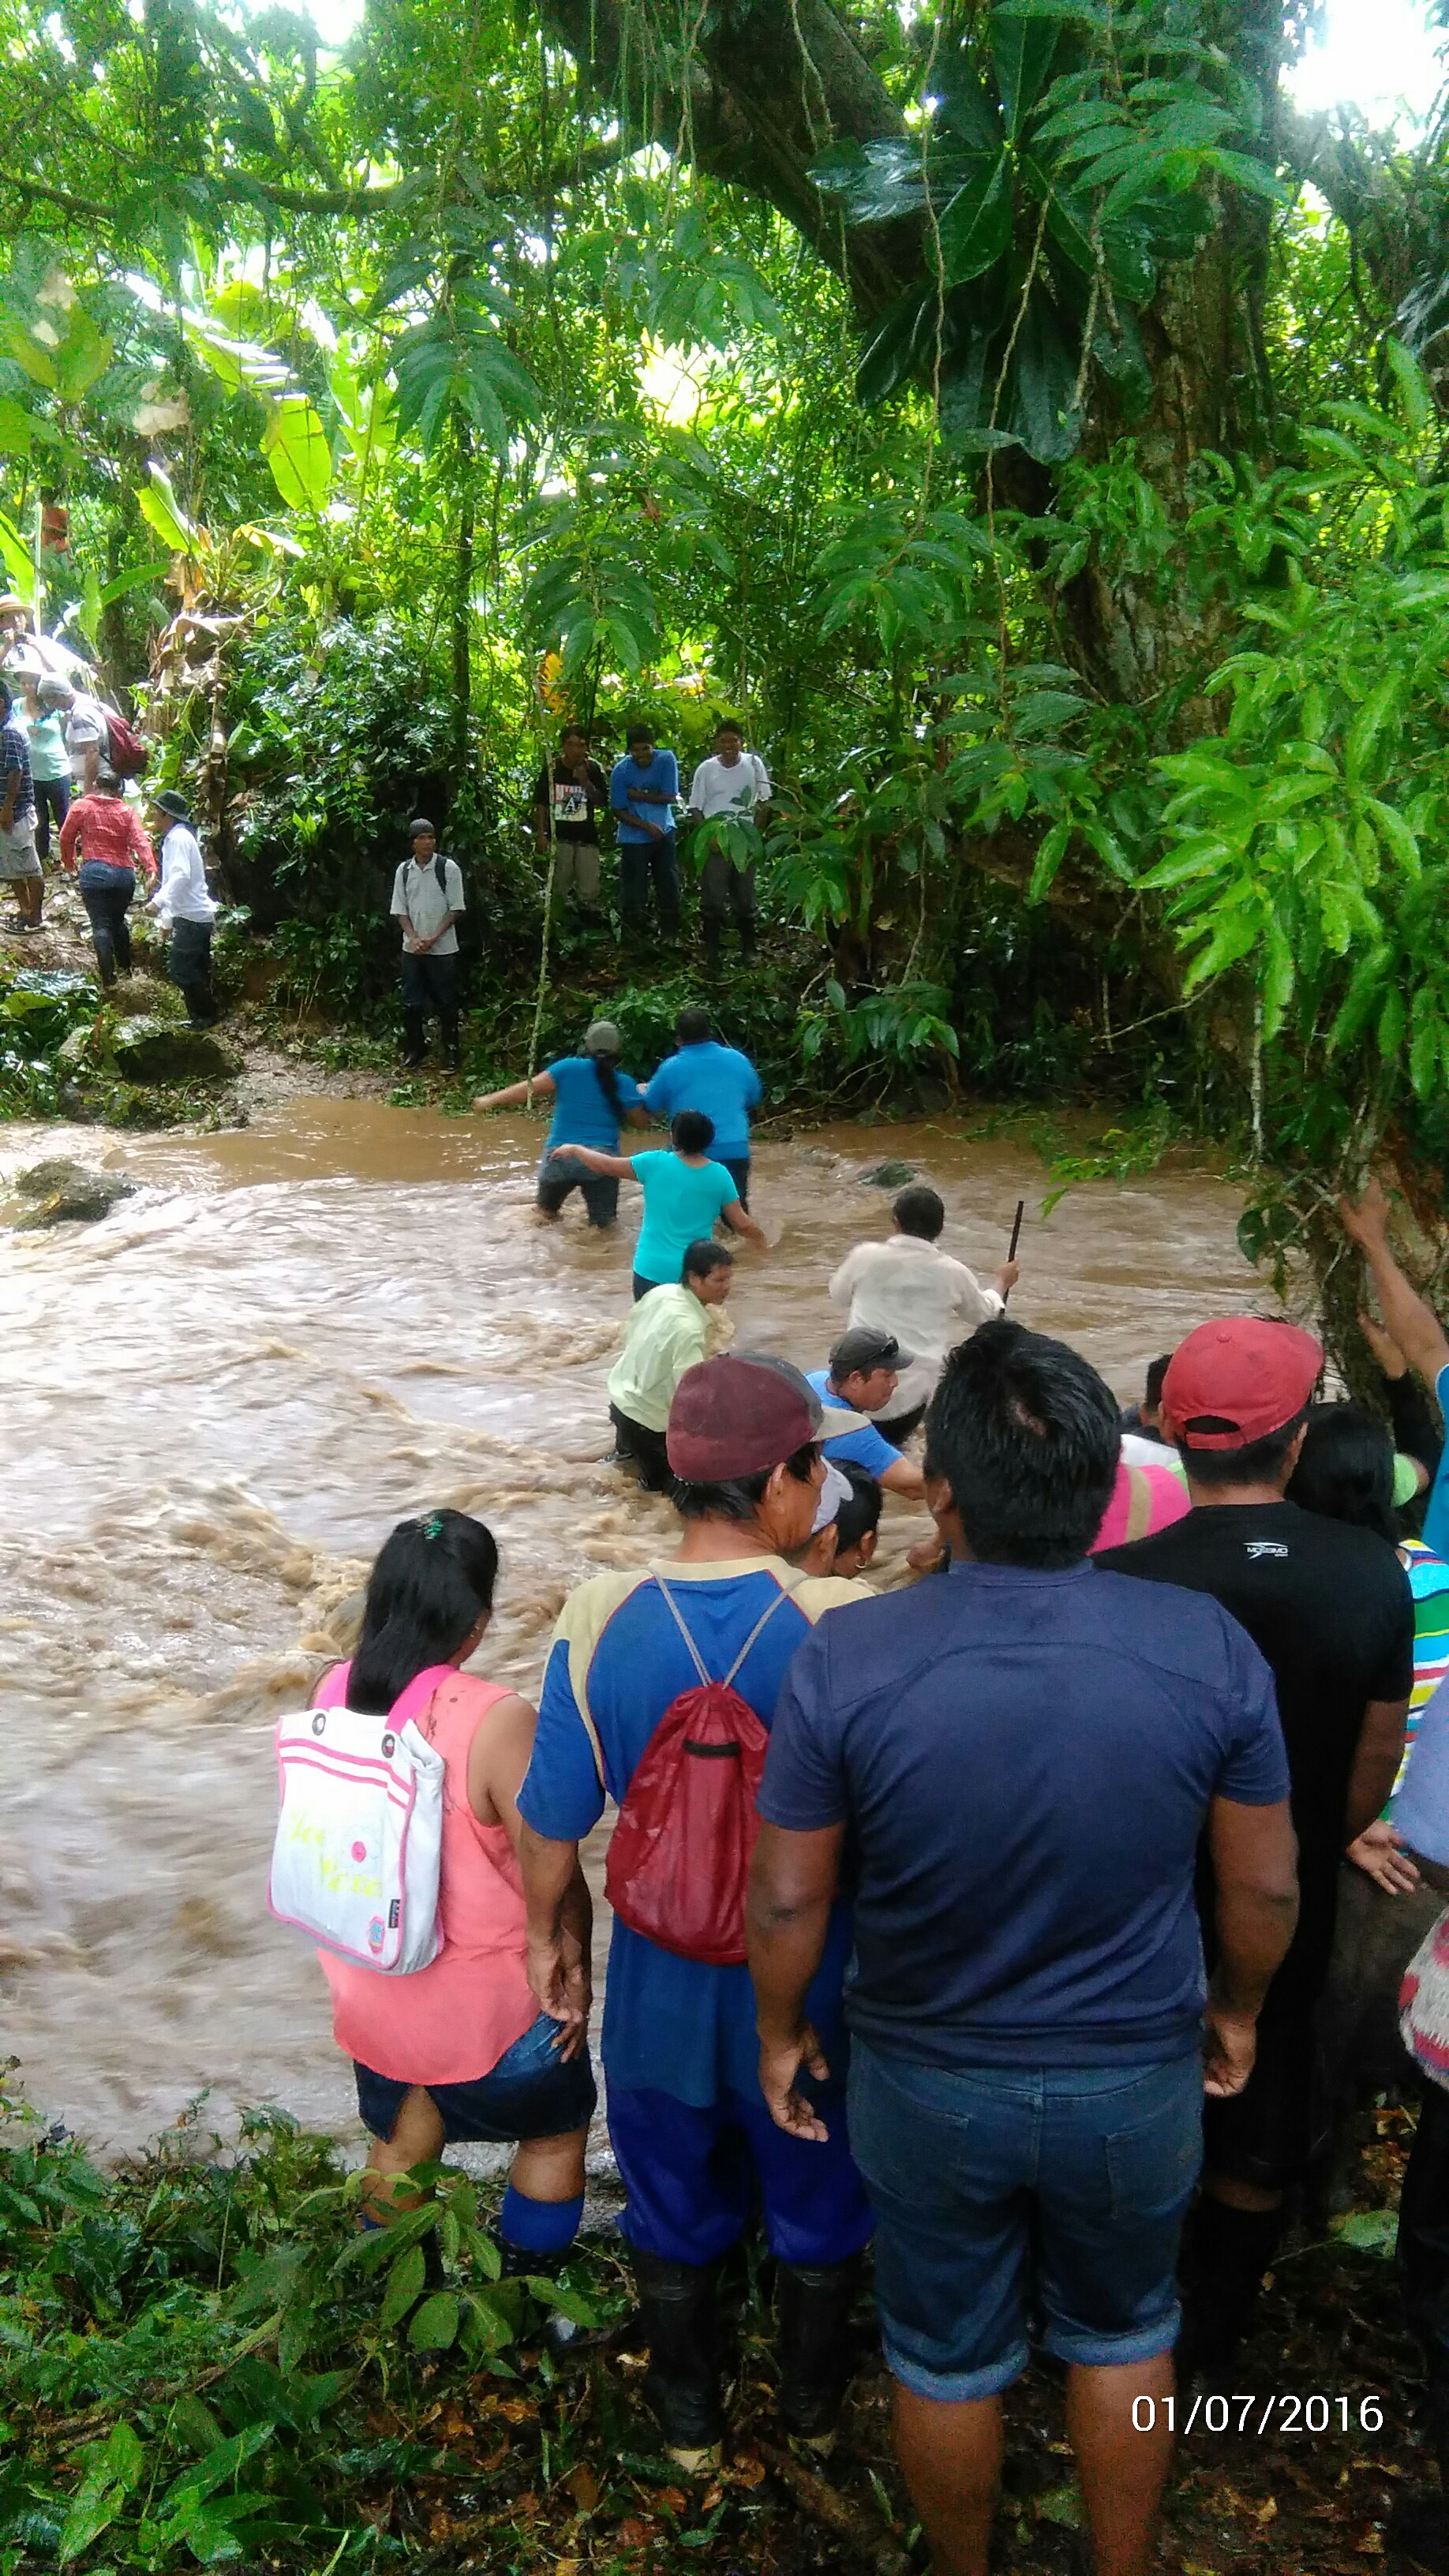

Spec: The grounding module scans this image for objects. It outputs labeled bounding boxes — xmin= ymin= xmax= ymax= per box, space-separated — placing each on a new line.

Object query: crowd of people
xmin=278 ymin=1020 xmax=1449 ymax=2576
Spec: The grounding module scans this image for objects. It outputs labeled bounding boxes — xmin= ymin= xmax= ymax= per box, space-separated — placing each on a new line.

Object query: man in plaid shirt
xmin=0 ymin=676 xmax=40 ymax=929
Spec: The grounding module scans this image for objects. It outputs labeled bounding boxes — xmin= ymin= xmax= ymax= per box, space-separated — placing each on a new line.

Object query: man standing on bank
xmin=645 ymin=1006 xmax=763 ymax=1208
xmin=611 ymin=722 xmax=680 ymax=942
xmin=391 ymin=817 xmax=465 ymax=1070
xmin=533 ymin=725 xmax=608 ymax=916
xmin=687 ymin=717 xmax=770 ymax=964
xmin=749 ymin=1319 xmax=1299 ymax=2576
xmin=148 ymin=789 xmax=219 ymax=1027
xmin=518 ymin=1354 xmax=874 ymax=2469
xmin=1099 ymin=1316 xmax=1413 ymax=2378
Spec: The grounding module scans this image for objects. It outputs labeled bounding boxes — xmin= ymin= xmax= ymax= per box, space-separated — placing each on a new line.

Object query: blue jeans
xmin=619 ymin=835 xmax=680 ymax=935
xmin=354 ymin=2011 xmax=597 ymax=2147
xmin=77 ymin=859 xmax=135 ymax=984
xmin=32 ymin=776 xmax=68 ymax=862
xmin=608 ymin=2081 xmax=874 ymax=2268
xmin=848 ymin=2043 xmax=1202 ymax=2398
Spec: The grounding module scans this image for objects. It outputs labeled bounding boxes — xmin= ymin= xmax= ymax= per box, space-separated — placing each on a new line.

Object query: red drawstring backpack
xmin=604 ymin=1578 xmax=789 ymax=1967
xmin=104 ymin=713 xmax=148 ymax=778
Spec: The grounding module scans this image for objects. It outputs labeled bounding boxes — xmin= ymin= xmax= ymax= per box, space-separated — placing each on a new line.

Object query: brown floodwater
xmin=0 ymin=1099 xmax=1256 ymax=2160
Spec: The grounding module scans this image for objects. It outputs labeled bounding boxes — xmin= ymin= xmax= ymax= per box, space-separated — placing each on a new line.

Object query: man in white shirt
xmin=391 ymin=817 xmax=465 ymax=1069
xmin=829 ymin=1184 xmax=1020 ymax=1443
xmin=148 ymin=788 xmax=219 ymax=1027
xmin=687 ymin=718 xmax=770 ymax=964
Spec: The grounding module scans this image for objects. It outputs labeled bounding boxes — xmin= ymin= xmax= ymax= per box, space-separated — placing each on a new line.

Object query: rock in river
xmin=856 ymin=1158 xmax=917 ymax=1188
xmin=7 ymin=1159 xmax=136 ymax=1228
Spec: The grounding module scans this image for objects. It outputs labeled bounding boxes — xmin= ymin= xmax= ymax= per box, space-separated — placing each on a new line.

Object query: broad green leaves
xmin=389 ymin=291 xmax=541 ymax=458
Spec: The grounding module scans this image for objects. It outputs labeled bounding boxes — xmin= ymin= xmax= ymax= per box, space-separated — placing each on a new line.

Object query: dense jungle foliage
xmin=5 ymin=0 xmax=1449 ymax=1318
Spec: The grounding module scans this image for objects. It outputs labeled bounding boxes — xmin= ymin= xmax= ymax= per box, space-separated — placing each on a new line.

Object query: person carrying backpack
xmin=391 ymin=817 xmax=465 ymax=1069
xmin=517 ymin=1354 xmax=874 ymax=2470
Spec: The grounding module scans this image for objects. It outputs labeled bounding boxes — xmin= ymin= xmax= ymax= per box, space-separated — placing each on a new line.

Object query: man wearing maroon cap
xmin=1100 ymin=1314 xmax=1414 ymax=2377
xmin=516 ymin=1354 xmax=873 ymax=2469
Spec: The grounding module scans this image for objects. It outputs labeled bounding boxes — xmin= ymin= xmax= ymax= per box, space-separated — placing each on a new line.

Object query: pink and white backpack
xmin=268 ymin=1665 xmax=451 ymax=1974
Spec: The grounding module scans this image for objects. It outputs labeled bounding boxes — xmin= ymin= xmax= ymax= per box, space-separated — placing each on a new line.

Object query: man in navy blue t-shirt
xmin=748 ymin=1319 xmax=1297 ymax=2576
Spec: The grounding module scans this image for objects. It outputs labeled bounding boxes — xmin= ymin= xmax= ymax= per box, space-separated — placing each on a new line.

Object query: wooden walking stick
xmin=1002 ymin=1199 xmax=1024 ymax=1304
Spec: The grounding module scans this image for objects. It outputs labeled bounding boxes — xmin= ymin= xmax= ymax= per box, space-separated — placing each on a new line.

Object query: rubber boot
xmin=777 ymin=2257 xmax=858 ymax=2453
xmin=441 ymin=1011 xmax=461 ymax=1071
xmin=629 ymin=2246 xmax=724 ymax=2471
xmin=400 ymin=1006 xmax=426 ymax=1067
xmin=498 ymin=2237 xmax=593 ymax=2359
xmin=1177 ymin=2196 xmax=1285 ymax=2386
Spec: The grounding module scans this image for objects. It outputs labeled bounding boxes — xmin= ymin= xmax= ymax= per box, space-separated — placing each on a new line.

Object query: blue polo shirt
xmin=517 ymin=1559 xmax=867 ymax=2105
xmin=805 ymin=1368 xmax=902 ymax=1480
xmin=759 ymin=1559 xmax=1288 ymax=2069
xmin=645 ymin=1041 xmax=762 ymax=1159
xmin=543 ymin=1054 xmax=642 ymax=1155
xmin=631 ymin=1150 xmax=737 ymax=1286
xmin=611 ymin=751 xmax=679 ymax=844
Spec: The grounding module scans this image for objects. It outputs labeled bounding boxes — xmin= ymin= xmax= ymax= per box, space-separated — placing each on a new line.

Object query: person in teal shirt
xmin=564 ymin=1109 xmax=767 ymax=1297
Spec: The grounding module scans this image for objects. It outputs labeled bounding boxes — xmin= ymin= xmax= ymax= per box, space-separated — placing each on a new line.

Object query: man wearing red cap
xmin=1099 ymin=1314 xmax=1413 ymax=2377
xmin=516 ymin=1354 xmax=874 ymax=2468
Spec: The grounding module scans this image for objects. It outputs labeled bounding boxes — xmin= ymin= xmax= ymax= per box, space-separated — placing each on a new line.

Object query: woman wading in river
xmin=312 ymin=1511 xmax=596 ymax=2280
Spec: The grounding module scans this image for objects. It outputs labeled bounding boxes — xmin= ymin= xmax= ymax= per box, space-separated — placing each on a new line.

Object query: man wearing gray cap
xmin=807 ymin=1328 xmax=927 ymax=1500
xmin=391 ymin=818 xmax=464 ymax=1069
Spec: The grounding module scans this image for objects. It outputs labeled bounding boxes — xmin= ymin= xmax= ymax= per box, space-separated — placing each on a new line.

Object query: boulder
xmin=857 ymin=1159 xmax=917 ymax=1188
xmin=110 ymin=1017 xmax=239 ymax=1083
xmin=9 ymin=1159 xmax=136 ymax=1228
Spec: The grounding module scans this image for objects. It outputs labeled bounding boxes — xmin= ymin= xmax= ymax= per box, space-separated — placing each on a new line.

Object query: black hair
xmin=673 ymin=1440 xmax=819 ymax=1523
xmin=560 ymin=724 xmax=588 ymax=745
xmin=1144 ymin=1354 xmax=1171 ymax=1410
xmin=672 ymin=1108 xmax=716 ymax=1154
xmin=715 ymin=717 xmax=743 ymax=737
xmin=0 ymin=678 xmax=12 ymax=712
xmin=346 ymin=1510 xmax=498 ymax=1715
xmin=831 ymin=1460 xmax=882 ymax=1553
xmin=683 ymin=1237 xmax=733 ymax=1281
xmin=923 ymin=1318 xmax=1119 ymax=1569
xmin=626 ymin=721 xmax=654 ymax=747
xmin=894 ymin=1185 xmax=945 ymax=1241
xmin=1174 ymin=1405 xmax=1309 ymax=1489
xmin=1286 ymin=1402 xmax=1397 ymax=1543
xmin=676 ymin=1006 xmax=713 ymax=1045
xmin=592 ymin=1054 xmax=623 ymax=1116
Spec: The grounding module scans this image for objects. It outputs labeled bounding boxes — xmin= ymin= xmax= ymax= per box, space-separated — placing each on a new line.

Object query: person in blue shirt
xmin=562 ymin=1106 xmax=767 ymax=1298
xmin=645 ymin=1005 xmax=763 ymax=1206
xmin=610 ymin=721 xmax=681 ymax=941
xmin=749 ymin=1318 xmax=1297 ymax=2576
xmin=807 ymin=1327 xmax=926 ymax=1499
xmin=516 ymin=1354 xmax=874 ymax=2469
xmin=473 ymin=1018 xmax=647 ymax=1228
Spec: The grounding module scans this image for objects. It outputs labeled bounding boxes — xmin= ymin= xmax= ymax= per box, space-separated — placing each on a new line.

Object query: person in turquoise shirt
xmin=564 ymin=1108 xmax=767 ymax=1297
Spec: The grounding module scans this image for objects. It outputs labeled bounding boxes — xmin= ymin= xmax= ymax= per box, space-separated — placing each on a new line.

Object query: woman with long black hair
xmin=311 ymin=1509 xmax=596 ymax=2272
xmin=474 ymin=1017 xmax=650 ymax=1227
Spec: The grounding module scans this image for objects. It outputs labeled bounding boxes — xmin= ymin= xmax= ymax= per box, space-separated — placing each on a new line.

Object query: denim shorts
xmin=847 ymin=2042 xmax=1202 ymax=2398
xmin=355 ymin=2011 xmax=597 ymax=2147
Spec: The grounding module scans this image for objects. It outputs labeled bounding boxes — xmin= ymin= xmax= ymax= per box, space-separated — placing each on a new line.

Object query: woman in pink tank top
xmin=314 ymin=1511 xmax=595 ymax=2278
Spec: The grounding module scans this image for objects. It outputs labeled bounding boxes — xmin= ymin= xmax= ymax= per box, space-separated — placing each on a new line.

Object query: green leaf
xmin=1036 ymin=2481 xmax=1084 ymax=2528
xmin=991 ymin=7 xmax=1059 ymax=137
xmin=856 ymin=286 xmax=934 ymax=408
xmin=938 ymin=155 xmax=1014 ymax=286
xmin=1007 ymin=290 xmax=1080 ymax=462
xmin=379 ymin=2241 xmax=428 ymax=2330
xmin=0 ymin=509 xmax=35 ymax=601
xmin=158 ymin=2421 xmax=274 ymax=2516
xmin=0 ymin=396 xmax=33 ymax=455
xmin=409 ymin=2290 xmax=460 ymax=2350
xmin=1028 ymin=820 xmax=1069 ymax=901
xmin=59 ymin=2421 xmax=144 ymax=2566
xmin=134 ymin=465 xmax=195 ymax=554
xmin=262 ymin=394 xmax=332 ymax=513
xmin=1343 ymin=675 xmax=1401 ymax=788
xmin=1386 ymin=336 xmax=1432 ymax=439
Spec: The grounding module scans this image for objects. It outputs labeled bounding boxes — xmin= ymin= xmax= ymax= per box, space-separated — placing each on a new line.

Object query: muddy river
xmin=0 ymin=1100 xmax=1255 ymax=2161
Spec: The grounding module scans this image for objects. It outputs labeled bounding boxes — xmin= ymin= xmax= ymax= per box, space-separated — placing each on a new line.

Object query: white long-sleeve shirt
xmin=152 ymin=822 xmax=216 ymax=926
xmin=829 ymin=1233 xmax=1004 ymax=1412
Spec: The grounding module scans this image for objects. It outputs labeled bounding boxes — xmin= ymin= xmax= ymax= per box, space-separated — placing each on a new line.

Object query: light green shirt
xmin=606 ymin=1282 xmax=713 ymax=1433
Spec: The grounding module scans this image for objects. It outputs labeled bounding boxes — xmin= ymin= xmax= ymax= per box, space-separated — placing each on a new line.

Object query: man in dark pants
xmin=390 ymin=818 xmax=465 ymax=1069
xmin=148 ymin=788 xmax=218 ymax=1025
xmin=1099 ymin=1316 xmax=1413 ymax=2379
xmin=610 ymin=723 xmax=680 ymax=940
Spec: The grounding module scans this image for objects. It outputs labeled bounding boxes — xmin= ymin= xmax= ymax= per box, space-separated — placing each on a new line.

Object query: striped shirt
xmin=1391 ymin=1537 xmax=1449 ymax=1805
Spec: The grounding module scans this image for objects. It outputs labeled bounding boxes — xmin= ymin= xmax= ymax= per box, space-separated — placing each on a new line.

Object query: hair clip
xmin=421 ymin=1512 xmax=444 ymax=1540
